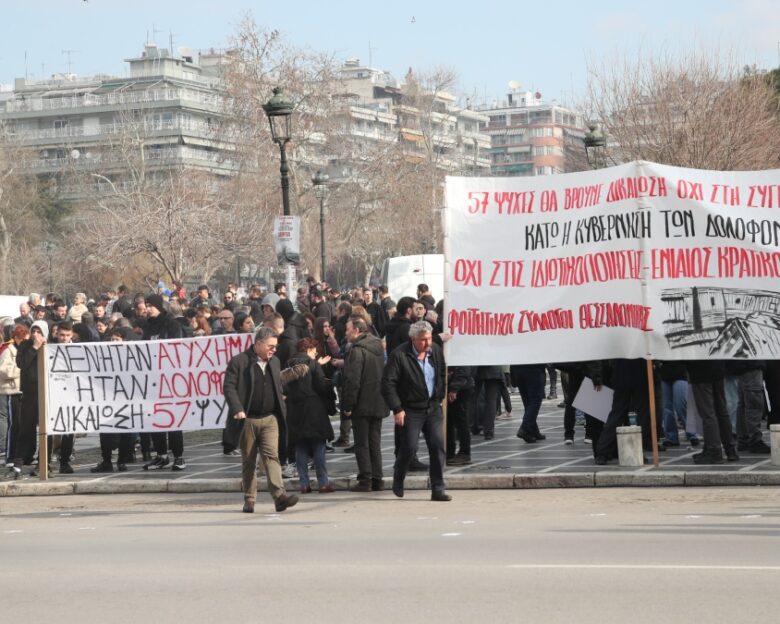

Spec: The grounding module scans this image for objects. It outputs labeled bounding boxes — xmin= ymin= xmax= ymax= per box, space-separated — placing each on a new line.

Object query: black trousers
xmin=394 ymin=405 xmax=446 ymax=493
xmin=595 ymin=386 xmax=652 ymax=459
xmin=99 ymin=432 xmax=134 ymax=463
xmin=13 ymin=394 xmax=38 ymax=466
xmin=691 ymin=380 xmax=734 ymax=452
xmin=352 ymin=417 xmax=383 ymax=485
xmin=151 ymin=431 xmax=184 ymax=457
xmin=5 ymin=394 xmax=22 ymax=465
xmin=473 ymin=378 xmax=500 ymax=436
xmin=765 ymin=361 xmax=780 ymax=426
xmin=447 ymin=392 xmax=472 ymax=457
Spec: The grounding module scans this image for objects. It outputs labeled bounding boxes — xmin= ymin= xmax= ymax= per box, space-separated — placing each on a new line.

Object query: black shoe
xmin=546 ymin=393 xmax=557 ymax=400
xmin=693 ymin=450 xmax=725 ymax=465
xmin=171 ymin=457 xmax=186 ymax=471
xmin=431 ymin=491 xmax=452 ymax=502
xmin=371 ymin=479 xmax=385 ymax=491
xmin=747 ymin=440 xmax=771 ymax=454
xmin=349 ymin=482 xmax=371 ymax=493
xmin=516 ymin=428 xmax=537 ymax=443
xmin=392 ymin=479 xmax=404 ymax=498
xmin=594 ymin=455 xmax=609 ymax=466
xmin=725 ymin=446 xmax=740 ymax=462
xmin=534 ymin=432 xmax=547 ymax=441
xmin=143 ymin=455 xmax=169 ymax=470
xmin=484 ymin=433 xmax=494 ymax=441
xmin=242 ymin=500 xmax=255 ymax=513
xmin=409 ymin=459 xmax=429 ymax=472
xmin=117 ymin=463 xmax=128 ymax=472
xmin=274 ymin=494 xmax=299 ymax=512
xmin=59 ymin=462 xmax=74 ymax=474
xmin=90 ymin=461 xmax=113 ymax=473
xmin=447 ymin=454 xmax=472 ymax=466
xmin=557 ymin=401 xmax=566 ymax=408
xmin=689 ymin=437 xmax=700 ymax=448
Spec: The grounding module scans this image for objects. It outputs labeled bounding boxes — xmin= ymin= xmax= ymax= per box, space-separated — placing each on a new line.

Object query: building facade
xmin=479 ymin=85 xmax=586 ymax=177
xmin=0 ymin=43 xmax=234 ymax=198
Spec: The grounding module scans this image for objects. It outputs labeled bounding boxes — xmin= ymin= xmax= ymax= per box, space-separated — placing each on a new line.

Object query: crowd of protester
xmin=1 ymin=279 xmax=778 ymax=498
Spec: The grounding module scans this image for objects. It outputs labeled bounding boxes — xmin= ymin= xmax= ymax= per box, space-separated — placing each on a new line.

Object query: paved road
xmin=19 ymin=392 xmax=779 ymax=484
xmin=2 ymin=488 xmax=779 ymax=623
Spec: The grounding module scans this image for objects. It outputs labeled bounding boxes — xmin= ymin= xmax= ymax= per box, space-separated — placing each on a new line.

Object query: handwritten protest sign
xmin=44 ymin=333 xmax=253 ymax=435
xmin=444 ymin=161 xmax=780 ymax=365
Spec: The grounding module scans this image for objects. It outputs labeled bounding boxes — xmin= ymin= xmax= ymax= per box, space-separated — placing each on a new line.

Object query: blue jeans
xmin=724 ymin=375 xmax=739 ymax=432
xmin=662 ymin=379 xmax=696 ymax=444
xmin=295 ymin=439 xmax=329 ymax=488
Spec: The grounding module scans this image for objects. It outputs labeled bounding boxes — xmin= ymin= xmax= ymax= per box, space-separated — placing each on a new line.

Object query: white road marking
xmin=507 ymin=564 xmax=780 ymax=571
xmin=441 ymin=533 xmax=461 ymax=537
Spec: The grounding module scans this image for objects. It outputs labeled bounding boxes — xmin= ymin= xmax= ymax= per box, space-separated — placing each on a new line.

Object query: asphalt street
xmin=2 ymin=488 xmax=779 ymax=623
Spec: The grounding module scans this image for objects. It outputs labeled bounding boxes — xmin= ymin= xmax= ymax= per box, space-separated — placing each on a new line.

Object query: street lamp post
xmin=583 ymin=123 xmax=607 ymax=169
xmin=263 ymin=87 xmax=294 ymax=216
xmin=312 ymin=170 xmax=329 ymax=282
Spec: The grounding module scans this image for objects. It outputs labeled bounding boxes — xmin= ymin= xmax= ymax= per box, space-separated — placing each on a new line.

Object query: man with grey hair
xmin=223 ymin=326 xmax=298 ymax=514
xmin=382 ymin=320 xmax=451 ymax=501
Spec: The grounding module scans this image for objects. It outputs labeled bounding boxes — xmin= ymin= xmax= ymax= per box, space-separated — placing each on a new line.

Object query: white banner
xmin=444 ymin=161 xmax=780 ymax=365
xmin=45 ymin=333 xmax=254 ymax=434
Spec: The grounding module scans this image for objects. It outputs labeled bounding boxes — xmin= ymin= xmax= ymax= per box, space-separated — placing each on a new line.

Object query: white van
xmin=380 ymin=254 xmax=444 ymax=304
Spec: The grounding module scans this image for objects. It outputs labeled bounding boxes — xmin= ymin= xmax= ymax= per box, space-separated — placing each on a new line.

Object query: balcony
xmin=2 ymin=87 xmax=224 ymax=115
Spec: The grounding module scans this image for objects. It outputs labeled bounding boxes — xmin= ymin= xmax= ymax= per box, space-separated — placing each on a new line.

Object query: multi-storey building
xmin=0 ymin=43 xmax=234 ymax=198
xmin=334 ymin=59 xmax=491 ymax=176
xmin=480 ymin=85 xmax=586 ymax=176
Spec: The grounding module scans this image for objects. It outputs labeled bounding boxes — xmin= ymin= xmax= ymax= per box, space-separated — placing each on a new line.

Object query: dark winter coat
xmin=686 ymin=360 xmax=726 ymax=384
xmin=284 ymin=354 xmax=336 ymax=444
xmin=16 ymin=339 xmax=40 ymax=395
xmin=340 ymin=332 xmax=388 ymax=419
xmin=223 ymin=347 xmax=287 ymax=445
xmin=382 ymin=341 xmax=446 ymax=414
xmin=142 ymin=310 xmax=184 ymax=341
xmin=384 ymin=316 xmax=412 ymax=355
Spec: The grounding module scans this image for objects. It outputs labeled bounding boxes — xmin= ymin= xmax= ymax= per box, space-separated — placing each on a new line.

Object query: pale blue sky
xmin=2 ymin=0 xmax=779 ymax=105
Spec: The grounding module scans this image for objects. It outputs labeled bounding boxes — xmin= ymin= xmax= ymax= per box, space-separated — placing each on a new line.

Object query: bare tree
xmin=585 ymin=50 xmax=780 ymax=170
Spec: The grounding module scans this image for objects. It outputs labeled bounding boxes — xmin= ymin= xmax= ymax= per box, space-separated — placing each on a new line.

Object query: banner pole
xmin=37 ymin=342 xmax=49 ymax=481
xmin=646 ymin=359 xmax=659 ymax=468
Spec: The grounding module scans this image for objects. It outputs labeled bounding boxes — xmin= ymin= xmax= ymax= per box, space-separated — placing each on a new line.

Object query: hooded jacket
xmin=284 ymin=353 xmax=336 ymax=443
xmin=341 ymin=332 xmax=388 ymax=419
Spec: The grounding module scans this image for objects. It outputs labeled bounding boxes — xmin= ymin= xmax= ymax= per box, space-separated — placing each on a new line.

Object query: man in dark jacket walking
xmin=341 ymin=316 xmax=388 ymax=492
xmin=223 ymin=327 xmax=298 ymax=513
xmin=382 ymin=320 xmax=451 ymax=502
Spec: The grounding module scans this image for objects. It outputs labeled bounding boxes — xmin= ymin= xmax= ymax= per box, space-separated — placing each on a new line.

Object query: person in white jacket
xmin=1 ymin=324 xmax=27 ymax=474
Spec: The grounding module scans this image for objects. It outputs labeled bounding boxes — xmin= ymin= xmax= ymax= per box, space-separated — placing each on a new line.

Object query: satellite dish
xmin=508 ymin=80 xmax=521 ymax=90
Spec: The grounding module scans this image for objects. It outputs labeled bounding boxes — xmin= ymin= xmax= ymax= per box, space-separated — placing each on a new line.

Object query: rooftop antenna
xmin=24 ymin=50 xmax=28 ymax=80
xmin=368 ymin=41 xmax=377 ymax=68
xmin=152 ymin=24 xmax=164 ymax=44
xmin=169 ymin=30 xmax=176 ymax=56
xmin=62 ymin=49 xmax=79 ymax=74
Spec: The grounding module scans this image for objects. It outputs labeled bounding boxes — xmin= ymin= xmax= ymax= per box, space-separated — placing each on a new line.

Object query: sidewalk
xmin=3 ymin=393 xmax=779 ymax=497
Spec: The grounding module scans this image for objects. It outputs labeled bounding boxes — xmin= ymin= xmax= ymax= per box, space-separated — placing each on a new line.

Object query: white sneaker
xmin=564 ymin=438 xmax=574 ymax=445
xmin=584 ymin=437 xmax=592 ymax=445
xmin=281 ymin=464 xmax=297 ymax=479
xmin=496 ymin=411 xmax=513 ymax=421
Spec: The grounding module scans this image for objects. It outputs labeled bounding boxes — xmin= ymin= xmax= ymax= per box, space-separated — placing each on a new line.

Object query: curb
xmin=3 ymin=471 xmax=780 ymax=497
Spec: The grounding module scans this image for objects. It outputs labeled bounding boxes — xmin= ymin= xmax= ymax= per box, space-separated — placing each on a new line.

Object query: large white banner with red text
xmin=444 ymin=161 xmax=780 ymax=365
xmin=45 ymin=334 xmax=254 ymax=434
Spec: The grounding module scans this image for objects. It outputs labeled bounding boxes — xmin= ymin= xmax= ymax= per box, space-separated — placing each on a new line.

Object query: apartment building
xmin=0 ymin=43 xmax=234 ymax=198
xmin=480 ymin=85 xmax=586 ymax=176
xmin=334 ymin=59 xmax=491 ymax=177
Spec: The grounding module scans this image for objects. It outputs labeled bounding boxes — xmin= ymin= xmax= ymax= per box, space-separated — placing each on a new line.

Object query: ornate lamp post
xmin=312 ymin=170 xmax=329 ymax=281
xmin=263 ymin=87 xmax=294 ymax=216
xmin=583 ymin=123 xmax=607 ymax=169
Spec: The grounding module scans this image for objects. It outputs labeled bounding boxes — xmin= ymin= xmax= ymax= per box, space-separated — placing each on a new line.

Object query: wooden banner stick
xmin=646 ymin=359 xmax=659 ymax=468
xmin=37 ymin=341 xmax=49 ymax=480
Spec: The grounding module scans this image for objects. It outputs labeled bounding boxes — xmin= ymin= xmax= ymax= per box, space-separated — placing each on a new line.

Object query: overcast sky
xmin=2 ymin=0 xmax=779 ymax=106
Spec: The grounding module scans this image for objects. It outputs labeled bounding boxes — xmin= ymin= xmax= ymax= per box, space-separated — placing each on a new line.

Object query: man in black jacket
xmin=341 ymin=316 xmax=388 ymax=492
xmin=382 ymin=320 xmax=451 ymax=502
xmin=223 ymin=327 xmax=298 ymax=513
